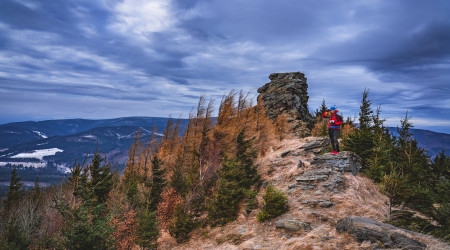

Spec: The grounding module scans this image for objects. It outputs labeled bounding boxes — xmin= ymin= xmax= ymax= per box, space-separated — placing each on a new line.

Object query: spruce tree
xmin=90 ymin=152 xmax=114 ymax=204
xmin=235 ymin=128 xmax=260 ymax=189
xmin=169 ymin=203 xmax=196 ymax=243
xmin=170 ymin=157 xmax=188 ymax=196
xmin=208 ymin=159 xmax=243 ymax=225
xmin=343 ymin=89 xmax=375 ymax=169
xmin=148 ymin=155 xmax=167 ymax=211
xmin=3 ymin=167 xmax=25 ymax=211
xmin=359 ymin=88 xmax=373 ymax=130
xmin=136 ymin=210 xmax=159 ymax=249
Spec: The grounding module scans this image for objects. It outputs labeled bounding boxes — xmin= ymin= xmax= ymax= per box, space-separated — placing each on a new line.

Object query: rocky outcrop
xmin=298 ymin=136 xmax=330 ymax=154
xmin=257 ymin=72 xmax=313 ymax=137
xmin=295 ymin=151 xmax=361 ymax=192
xmin=336 ymin=216 xmax=426 ymax=250
xmin=311 ymin=151 xmax=362 ymax=175
xmin=275 ymin=219 xmax=311 ymax=232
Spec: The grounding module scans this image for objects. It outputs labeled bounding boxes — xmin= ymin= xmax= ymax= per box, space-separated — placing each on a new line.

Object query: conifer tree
xmin=235 ymin=128 xmax=260 ymax=189
xmin=148 ymin=155 xmax=167 ymax=211
xmin=3 ymin=167 xmax=25 ymax=212
xmin=359 ymin=88 xmax=373 ymax=130
xmin=170 ymin=157 xmax=188 ymax=196
xmin=317 ymin=99 xmax=327 ymax=117
xmin=343 ymin=88 xmax=375 ymax=169
xmin=380 ymin=168 xmax=407 ymax=220
xmin=136 ymin=210 xmax=159 ymax=249
xmin=90 ymin=152 xmax=114 ymax=204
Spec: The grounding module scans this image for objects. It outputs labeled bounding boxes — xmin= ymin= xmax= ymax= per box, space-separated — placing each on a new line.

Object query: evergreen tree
xmin=56 ymin=155 xmax=116 ymax=249
xmin=170 ymin=158 xmax=188 ymax=196
xmin=256 ymin=184 xmax=288 ymax=222
xmin=208 ymin=158 xmax=244 ymax=226
xmin=168 ymin=203 xmax=196 ymax=243
xmin=3 ymin=167 xmax=25 ymax=211
xmin=359 ymin=88 xmax=373 ymax=130
xmin=379 ymin=167 xmax=407 ymax=220
xmin=343 ymin=89 xmax=375 ymax=169
xmin=148 ymin=155 xmax=167 ymax=211
xmin=90 ymin=152 xmax=114 ymax=204
xmin=316 ymin=99 xmax=327 ymax=117
xmin=235 ymin=128 xmax=260 ymax=189
xmin=136 ymin=210 xmax=159 ymax=249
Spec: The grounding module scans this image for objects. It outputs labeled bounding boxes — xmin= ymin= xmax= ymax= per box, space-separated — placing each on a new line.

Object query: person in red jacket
xmin=321 ymin=106 xmax=343 ymax=154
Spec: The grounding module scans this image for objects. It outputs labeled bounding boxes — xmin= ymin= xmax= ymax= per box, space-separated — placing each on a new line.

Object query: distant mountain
xmin=387 ymin=127 xmax=450 ymax=157
xmin=0 ymin=117 xmax=184 ymax=149
xmin=0 ymin=117 xmax=189 ymax=186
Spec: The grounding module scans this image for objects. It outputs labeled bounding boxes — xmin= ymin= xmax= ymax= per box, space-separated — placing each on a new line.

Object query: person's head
xmin=330 ymin=106 xmax=336 ymax=114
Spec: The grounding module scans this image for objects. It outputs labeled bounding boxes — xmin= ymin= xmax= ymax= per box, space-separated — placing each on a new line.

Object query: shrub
xmin=257 ymin=184 xmax=288 ymax=222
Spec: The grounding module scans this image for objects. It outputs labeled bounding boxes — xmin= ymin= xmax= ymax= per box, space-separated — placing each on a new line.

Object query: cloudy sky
xmin=0 ymin=0 xmax=449 ymax=133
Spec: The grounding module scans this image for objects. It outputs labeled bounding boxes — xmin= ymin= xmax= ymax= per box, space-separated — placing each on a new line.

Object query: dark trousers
xmin=328 ymin=128 xmax=340 ymax=152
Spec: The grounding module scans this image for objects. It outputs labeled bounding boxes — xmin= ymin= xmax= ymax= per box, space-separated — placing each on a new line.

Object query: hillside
xmin=0 ymin=117 xmax=187 ymax=149
xmin=388 ymin=128 xmax=450 ymax=157
xmin=158 ymin=137 xmax=447 ymax=249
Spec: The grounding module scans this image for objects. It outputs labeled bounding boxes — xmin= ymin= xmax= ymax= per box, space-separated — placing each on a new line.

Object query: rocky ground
xmin=158 ymin=137 xmax=449 ymax=250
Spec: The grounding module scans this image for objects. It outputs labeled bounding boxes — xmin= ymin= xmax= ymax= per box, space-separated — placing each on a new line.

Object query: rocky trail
xmin=159 ymin=137 xmax=448 ymax=249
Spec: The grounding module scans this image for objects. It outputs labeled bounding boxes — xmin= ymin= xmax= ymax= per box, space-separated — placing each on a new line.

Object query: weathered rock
xmin=321 ymin=173 xmax=345 ymax=192
xmin=296 ymin=175 xmax=329 ymax=183
xmin=281 ymin=150 xmax=291 ymax=157
xmin=320 ymin=201 xmax=334 ymax=208
xmin=275 ymin=219 xmax=311 ymax=231
xmin=301 ymin=200 xmax=334 ymax=208
xmin=312 ymin=151 xmax=362 ymax=175
xmin=257 ymin=72 xmax=313 ymax=136
xmin=336 ymin=216 xmax=426 ymax=250
xmin=299 ymin=137 xmax=330 ymax=154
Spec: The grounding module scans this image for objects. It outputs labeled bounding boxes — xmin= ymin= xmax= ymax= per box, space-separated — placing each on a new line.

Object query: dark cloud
xmin=0 ymin=0 xmax=449 ymax=133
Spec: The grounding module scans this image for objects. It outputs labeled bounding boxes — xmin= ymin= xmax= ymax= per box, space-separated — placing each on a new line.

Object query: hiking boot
xmin=330 ymin=151 xmax=336 ymax=154
xmin=334 ymin=151 xmax=339 ymax=154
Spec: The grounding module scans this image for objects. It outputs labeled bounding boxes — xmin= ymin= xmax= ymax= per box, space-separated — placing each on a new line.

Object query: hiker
xmin=322 ymin=106 xmax=343 ymax=154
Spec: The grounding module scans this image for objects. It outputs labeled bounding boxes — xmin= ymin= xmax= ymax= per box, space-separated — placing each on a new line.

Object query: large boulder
xmin=257 ymin=72 xmax=313 ymax=137
xmin=336 ymin=216 xmax=426 ymax=250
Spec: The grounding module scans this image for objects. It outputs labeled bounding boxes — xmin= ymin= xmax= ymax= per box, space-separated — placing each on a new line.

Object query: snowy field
xmin=0 ymin=162 xmax=47 ymax=168
xmin=10 ymin=148 xmax=64 ymax=160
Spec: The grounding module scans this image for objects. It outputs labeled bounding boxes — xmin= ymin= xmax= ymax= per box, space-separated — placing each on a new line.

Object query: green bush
xmin=257 ymin=184 xmax=288 ymax=222
xmin=169 ymin=203 xmax=197 ymax=243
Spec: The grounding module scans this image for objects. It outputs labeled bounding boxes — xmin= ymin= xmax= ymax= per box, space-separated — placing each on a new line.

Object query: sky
xmin=0 ymin=0 xmax=449 ymax=133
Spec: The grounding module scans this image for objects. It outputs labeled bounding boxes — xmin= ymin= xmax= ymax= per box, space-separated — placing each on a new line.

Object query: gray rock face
xmin=275 ymin=219 xmax=312 ymax=231
xmin=295 ymin=151 xmax=362 ymax=192
xmin=336 ymin=216 xmax=426 ymax=250
xmin=312 ymin=151 xmax=362 ymax=175
xmin=299 ymin=137 xmax=330 ymax=154
xmin=257 ymin=72 xmax=313 ymax=136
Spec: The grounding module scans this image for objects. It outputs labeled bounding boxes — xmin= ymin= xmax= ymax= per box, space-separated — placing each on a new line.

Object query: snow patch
xmin=10 ymin=148 xmax=64 ymax=160
xmin=56 ymin=163 xmax=71 ymax=173
xmin=152 ymin=132 xmax=164 ymax=137
xmin=33 ymin=130 xmax=48 ymax=138
xmin=0 ymin=162 xmax=47 ymax=168
xmin=82 ymin=135 xmax=96 ymax=139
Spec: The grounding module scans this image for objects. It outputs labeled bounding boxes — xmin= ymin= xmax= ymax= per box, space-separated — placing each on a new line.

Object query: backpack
xmin=336 ymin=114 xmax=343 ymax=123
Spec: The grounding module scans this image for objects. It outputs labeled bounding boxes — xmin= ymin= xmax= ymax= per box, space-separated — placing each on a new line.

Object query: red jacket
xmin=322 ymin=110 xmax=343 ymax=129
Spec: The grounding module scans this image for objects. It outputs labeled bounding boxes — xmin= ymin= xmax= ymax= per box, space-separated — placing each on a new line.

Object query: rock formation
xmin=336 ymin=216 xmax=427 ymax=249
xmin=257 ymin=72 xmax=313 ymax=137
